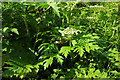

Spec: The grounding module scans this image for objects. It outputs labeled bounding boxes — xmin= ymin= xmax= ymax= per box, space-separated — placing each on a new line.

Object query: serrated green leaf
xmin=78 ymin=46 xmax=84 ymax=57
xmin=38 ymin=43 xmax=49 ymax=49
xmin=85 ymin=43 xmax=90 ymax=52
xmin=89 ymin=68 xmax=95 ymax=72
xmin=94 ymin=69 xmax=101 ymax=75
xmin=35 ymin=3 xmax=49 ymax=9
xmin=56 ymin=54 xmax=63 ymax=65
xmin=59 ymin=46 xmax=71 ymax=58
xmin=87 ymin=68 xmax=95 ymax=78
xmin=90 ymin=45 xmax=99 ymax=51
xmin=101 ymin=72 xmax=107 ymax=78
xmin=43 ymin=57 xmax=53 ymax=70
xmin=5 ymin=62 xmax=20 ymax=67
xmin=73 ymin=48 xmax=78 ymax=52
xmin=111 ymin=70 xmax=118 ymax=74
xmin=48 ymin=2 xmax=60 ymax=17
xmin=51 ymin=73 xmax=58 ymax=79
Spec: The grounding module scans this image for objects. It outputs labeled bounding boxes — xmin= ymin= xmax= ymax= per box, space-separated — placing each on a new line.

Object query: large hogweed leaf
xmin=86 ymin=68 xmax=108 ymax=78
xmin=48 ymin=2 xmax=60 ymax=17
xmin=38 ymin=43 xmax=63 ymax=70
xmin=35 ymin=3 xmax=49 ymax=9
xmin=73 ymin=46 xmax=84 ymax=57
xmin=58 ymin=27 xmax=100 ymax=58
xmin=41 ymin=54 xmax=63 ymax=70
xmin=35 ymin=2 xmax=60 ymax=17
xmin=108 ymin=48 xmax=119 ymax=61
xmin=38 ymin=43 xmax=58 ymax=55
xmin=43 ymin=57 xmax=53 ymax=70
xmin=77 ymin=46 xmax=84 ymax=57
xmin=82 ymin=34 xmax=100 ymax=52
xmin=85 ymin=43 xmax=90 ymax=52
xmin=56 ymin=54 xmax=63 ymax=65
xmin=72 ymin=38 xmax=100 ymax=57
xmin=3 ymin=60 xmax=34 ymax=79
xmin=59 ymin=46 xmax=72 ymax=58
xmin=39 ymin=54 xmax=63 ymax=70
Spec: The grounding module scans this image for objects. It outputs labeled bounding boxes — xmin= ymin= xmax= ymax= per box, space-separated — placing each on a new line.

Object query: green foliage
xmin=2 ymin=2 xmax=120 ymax=79
xmin=48 ymin=2 xmax=60 ymax=17
xmin=59 ymin=46 xmax=71 ymax=58
xmin=3 ymin=27 xmax=19 ymax=36
xmin=43 ymin=57 xmax=53 ymax=70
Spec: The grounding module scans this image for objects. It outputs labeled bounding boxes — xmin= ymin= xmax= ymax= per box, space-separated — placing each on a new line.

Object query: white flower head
xmin=86 ymin=17 xmax=97 ymax=19
xmin=58 ymin=27 xmax=82 ymax=38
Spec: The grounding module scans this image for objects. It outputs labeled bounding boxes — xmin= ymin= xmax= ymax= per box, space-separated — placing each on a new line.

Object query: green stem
xmin=60 ymin=12 xmax=69 ymax=24
xmin=23 ymin=15 xmax=30 ymax=38
xmin=33 ymin=19 xmax=41 ymax=53
xmin=33 ymin=30 xmax=39 ymax=53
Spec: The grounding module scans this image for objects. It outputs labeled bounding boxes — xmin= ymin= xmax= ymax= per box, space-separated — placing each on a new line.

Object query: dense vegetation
xmin=2 ymin=2 xmax=120 ymax=79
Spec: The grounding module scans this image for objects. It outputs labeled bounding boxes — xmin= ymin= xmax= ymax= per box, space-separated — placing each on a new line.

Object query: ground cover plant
xmin=2 ymin=1 xmax=120 ymax=79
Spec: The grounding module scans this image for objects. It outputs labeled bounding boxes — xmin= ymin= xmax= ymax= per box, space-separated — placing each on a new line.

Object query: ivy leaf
xmin=43 ymin=57 xmax=53 ymax=70
xmin=48 ymin=2 xmax=60 ymax=17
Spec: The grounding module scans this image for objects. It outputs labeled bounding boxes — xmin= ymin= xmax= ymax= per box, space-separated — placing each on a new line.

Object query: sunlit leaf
xmin=11 ymin=28 xmax=19 ymax=35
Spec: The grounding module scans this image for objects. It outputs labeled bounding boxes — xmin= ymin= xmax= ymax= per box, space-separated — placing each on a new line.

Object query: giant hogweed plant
xmin=2 ymin=2 xmax=120 ymax=79
xmin=58 ymin=26 xmax=100 ymax=57
xmin=50 ymin=26 xmax=120 ymax=79
xmin=35 ymin=26 xmax=103 ymax=78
